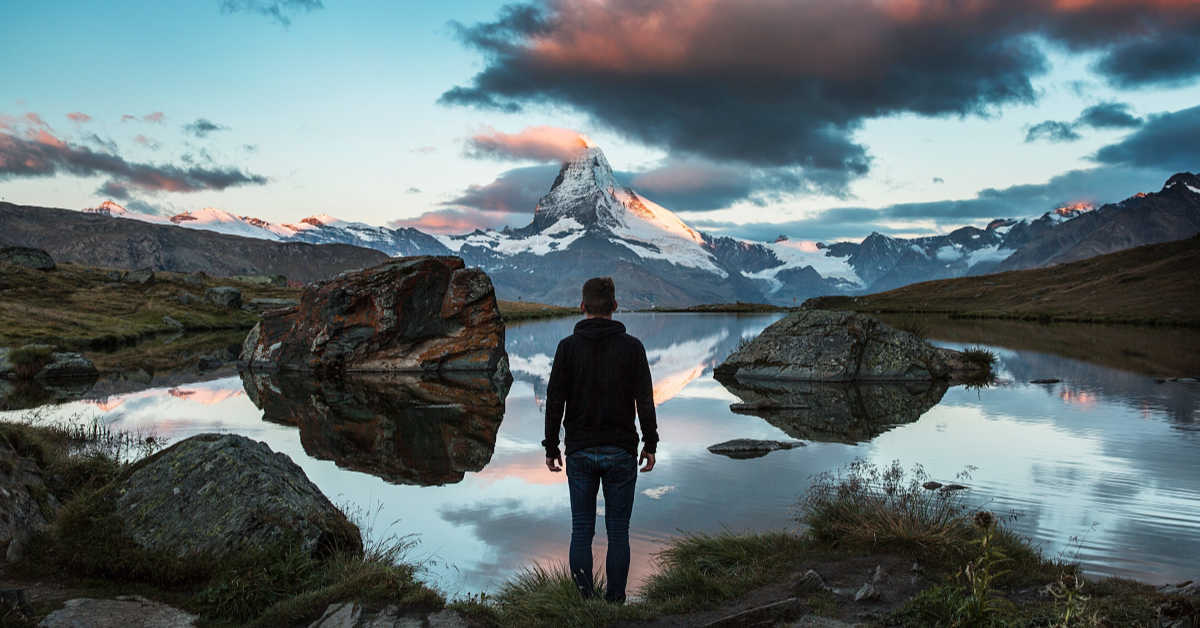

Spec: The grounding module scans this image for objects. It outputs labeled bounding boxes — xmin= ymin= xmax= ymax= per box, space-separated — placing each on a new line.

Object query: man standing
xmin=543 ymin=277 xmax=659 ymax=603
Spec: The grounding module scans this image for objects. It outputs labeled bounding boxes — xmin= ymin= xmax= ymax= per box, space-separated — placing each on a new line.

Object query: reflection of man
xmin=543 ymin=276 xmax=659 ymax=603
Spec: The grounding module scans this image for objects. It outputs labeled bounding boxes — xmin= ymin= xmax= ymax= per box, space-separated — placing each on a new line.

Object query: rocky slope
xmin=0 ymin=202 xmax=389 ymax=283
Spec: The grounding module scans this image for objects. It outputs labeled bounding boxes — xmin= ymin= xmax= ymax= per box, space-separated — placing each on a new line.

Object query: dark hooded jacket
xmin=542 ymin=318 xmax=659 ymax=458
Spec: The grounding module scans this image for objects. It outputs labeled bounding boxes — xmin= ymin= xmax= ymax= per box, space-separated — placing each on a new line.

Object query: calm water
xmin=5 ymin=313 xmax=1199 ymax=595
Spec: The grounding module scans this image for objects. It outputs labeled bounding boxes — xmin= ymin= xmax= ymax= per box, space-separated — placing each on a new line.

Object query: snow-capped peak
xmin=530 ymin=145 xmax=624 ymax=229
xmin=1049 ymin=201 xmax=1094 ymax=222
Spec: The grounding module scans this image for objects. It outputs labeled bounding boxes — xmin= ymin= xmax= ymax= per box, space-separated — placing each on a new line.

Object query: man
xmin=543 ymin=276 xmax=659 ymax=603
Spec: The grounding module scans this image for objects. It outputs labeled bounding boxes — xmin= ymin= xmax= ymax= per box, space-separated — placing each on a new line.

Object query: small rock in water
xmin=854 ymin=582 xmax=879 ymax=602
xmin=1177 ymin=377 xmax=1199 ymax=384
xmin=922 ymin=481 xmax=943 ymax=490
xmin=707 ymin=438 xmax=806 ymax=459
xmin=1030 ymin=378 xmax=1061 ymax=384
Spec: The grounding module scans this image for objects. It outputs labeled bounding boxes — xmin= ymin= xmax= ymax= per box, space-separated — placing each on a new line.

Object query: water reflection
xmin=717 ymin=378 xmax=948 ymax=443
xmin=242 ymin=371 xmax=509 ymax=486
xmin=2 ymin=313 xmax=1198 ymax=594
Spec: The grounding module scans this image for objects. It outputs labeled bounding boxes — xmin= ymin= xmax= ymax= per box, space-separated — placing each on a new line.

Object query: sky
xmin=2 ymin=0 xmax=1199 ymax=243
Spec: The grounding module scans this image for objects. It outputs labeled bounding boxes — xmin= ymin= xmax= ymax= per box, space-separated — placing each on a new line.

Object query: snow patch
xmin=744 ymin=239 xmax=863 ymax=292
xmin=965 ymin=245 xmax=1014 ymax=267
xmin=935 ymin=245 xmax=962 ymax=261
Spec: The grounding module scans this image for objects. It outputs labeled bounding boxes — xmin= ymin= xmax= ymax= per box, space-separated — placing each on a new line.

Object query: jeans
xmin=566 ymin=445 xmax=637 ymax=602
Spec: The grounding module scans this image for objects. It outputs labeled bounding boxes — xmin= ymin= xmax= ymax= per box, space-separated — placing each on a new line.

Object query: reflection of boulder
xmin=240 ymin=257 xmax=508 ymax=378
xmin=719 ymin=378 xmax=947 ymax=443
xmin=714 ymin=310 xmax=986 ymax=382
xmin=242 ymin=371 xmax=508 ymax=486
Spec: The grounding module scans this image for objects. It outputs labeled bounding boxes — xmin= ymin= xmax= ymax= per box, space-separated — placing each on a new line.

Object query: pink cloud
xmin=143 ymin=112 xmax=165 ymax=123
xmin=23 ymin=113 xmax=48 ymax=127
xmin=466 ymin=125 xmax=593 ymax=162
xmin=67 ymin=112 xmax=92 ymax=123
xmin=121 ymin=114 xmax=137 ymax=122
xmin=390 ymin=208 xmax=524 ymax=234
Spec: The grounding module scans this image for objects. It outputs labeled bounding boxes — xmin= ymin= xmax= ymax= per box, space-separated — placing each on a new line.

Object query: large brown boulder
xmin=240 ymin=256 xmax=508 ymax=375
xmin=714 ymin=309 xmax=987 ymax=383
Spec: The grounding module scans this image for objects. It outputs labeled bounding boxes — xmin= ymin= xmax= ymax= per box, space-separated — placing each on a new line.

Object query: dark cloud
xmin=243 ymin=144 xmax=258 ymax=152
xmin=0 ymin=128 xmax=268 ymax=194
xmin=97 ymin=179 xmax=131 ymax=200
xmin=184 ymin=118 xmax=228 ymax=138
xmin=220 ymin=0 xmax=323 ymax=27
xmin=932 ymin=177 xmax=945 ymax=184
xmin=1096 ymin=32 xmax=1200 ymax=88
xmin=124 ymin=198 xmax=171 ymax=216
xmin=1026 ymin=101 xmax=1143 ymax=143
xmin=1026 ymin=120 xmax=1083 ymax=143
xmin=84 ymin=133 xmax=119 ymax=153
xmin=443 ymin=1 xmax=1200 ymax=189
xmin=1094 ymin=105 xmax=1200 ymax=172
xmin=443 ymin=164 xmax=558 ymax=213
xmin=1077 ymin=102 xmax=1142 ymax=129
xmin=695 ymin=164 xmax=1169 ymax=243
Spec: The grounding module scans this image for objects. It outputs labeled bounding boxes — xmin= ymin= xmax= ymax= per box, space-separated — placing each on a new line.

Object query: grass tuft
xmin=489 ymin=564 xmax=655 ymax=628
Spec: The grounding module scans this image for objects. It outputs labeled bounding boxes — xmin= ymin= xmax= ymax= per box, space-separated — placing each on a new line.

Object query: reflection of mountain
xmin=717 ymin=378 xmax=948 ymax=443
xmin=241 ymin=371 xmax=509 ymax=486
xmin=507 ymin=314 xmax=780 ymax=407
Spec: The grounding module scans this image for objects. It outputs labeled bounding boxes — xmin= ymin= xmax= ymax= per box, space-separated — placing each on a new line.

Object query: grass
xmin=0 ymin=261 xmax=299 ymax=349
xmin=2 ymin=416 xmax=445 ymax=626
xmin=805 ymin=234 xmax=1200 ymax=327
xmin=498 ymin=300 xmax=579 ymax=322
xmin=961 ymin=346 xmax=997 ymax=369
xmin=642 ymin=301 xmax=790 ymax=313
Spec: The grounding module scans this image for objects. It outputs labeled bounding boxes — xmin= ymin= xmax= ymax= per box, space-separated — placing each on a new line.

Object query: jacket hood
xmin=573 ymin=317 xmax=626 ymax=340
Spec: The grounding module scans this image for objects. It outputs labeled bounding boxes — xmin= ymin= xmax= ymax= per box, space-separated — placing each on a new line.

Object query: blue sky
xmin=2 ymin=0 xmax=1198 ymax=242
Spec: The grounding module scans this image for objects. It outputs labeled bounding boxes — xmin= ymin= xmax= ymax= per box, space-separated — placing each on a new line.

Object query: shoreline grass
xmin=498 ymin=300 xmax=579 ymax=322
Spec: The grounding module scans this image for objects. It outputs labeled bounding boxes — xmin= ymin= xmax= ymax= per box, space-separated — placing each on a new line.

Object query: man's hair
xmin=582 ymin=277 xmax=616 ymax=315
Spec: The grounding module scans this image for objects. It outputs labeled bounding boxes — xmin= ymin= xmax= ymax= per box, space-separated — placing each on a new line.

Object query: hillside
xmin=0 ymin=202 xmax=390 ymax=284
xmin=806 ymin=234 xmax=1200 ymax=326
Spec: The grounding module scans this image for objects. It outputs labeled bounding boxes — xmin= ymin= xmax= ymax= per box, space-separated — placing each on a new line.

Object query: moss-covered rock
xmin=111 ymin=433 xmax=361 ymax=560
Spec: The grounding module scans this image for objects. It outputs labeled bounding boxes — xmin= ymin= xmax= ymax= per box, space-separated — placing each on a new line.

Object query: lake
xmin=4 ymin=313 xmax=1199 ymax=597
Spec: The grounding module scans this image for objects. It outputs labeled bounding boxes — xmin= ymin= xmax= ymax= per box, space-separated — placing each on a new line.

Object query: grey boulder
xmin=35 ymin=352 xmax=99 ymax=380
xmin=0 ymin=439 xmax=60 ymax=563
xmin=204 ymin=286 xmax=243 ymax=309
xmin=37 ymin=595 xmax=196 ymax=628
xmin=714 ymin=310 xmax=986 ymax=383
xmin=110 ymin=433 xmax=361 ymax=560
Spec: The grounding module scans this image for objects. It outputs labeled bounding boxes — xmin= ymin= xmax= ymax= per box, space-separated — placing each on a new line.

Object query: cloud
xmin=443 ymin=0 xmax=1200 ymax=189
xmin=243 ymin=144 xmax=258 ymax=152
xmin=1077 ymin=102 xmax=1143 ymax=129
xmin=694 ymin=164 xmax=1170 ymax=242
xmin=184 ymin=118 xmax=228 ymax=138
xmin=134 ymin=134 xmax=161 ymax=150
xmin=0 ymin=125 xmax=268 ymax=195
xmin=121 ymin=112 xmax=165 ymax=123
xmin=933 ymin=177 xmax=945 ymax=184
xmin=66 ymin=112 xmax=92 ymax=123
xmin=466 ymin=126 xmax=592 ymax=162
xmin=444 ymin=164 xmax=559 ymax=213
xmin=406 ymin=187 xmax=421 ymax=194
xmin=389 ymin=208 xmax=526 ymax=234
xmin=1026 ymin=120 xmax=1083 ymax=143
xmin=97 ymin=179 xmax=132 ymax=200
xmin=1026 ymin=101 xmax=1143 ymax=142
xmin=220 ymin=0 xmax=323 ymax=26
xmin=410 ymin=145 xmax=437 ymax=154
xmin=1094 ymin=104 xmax=1200 ymax=172
xmin=84 ymin=133 xmax=119 ymax=153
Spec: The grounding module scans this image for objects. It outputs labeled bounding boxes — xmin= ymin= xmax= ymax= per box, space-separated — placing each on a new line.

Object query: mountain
xmin=805 ymin=233 xmax=1200 ymax=326
xmin=54 ymin=149 xmax=1200 ymax=306
xmin=996 ymin=173 xmax=1200 ymax=271
xmin=1 ymin=202 xmax=390 ymax=283
xmin=83 ymin=202 xmax=452 ymax=258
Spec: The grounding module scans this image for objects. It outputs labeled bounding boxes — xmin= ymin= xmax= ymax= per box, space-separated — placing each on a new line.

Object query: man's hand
xmin=546 ymin=454 xmax=563 ymax=472
xmin=639 ymin=449 xmax=656 ymax=473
